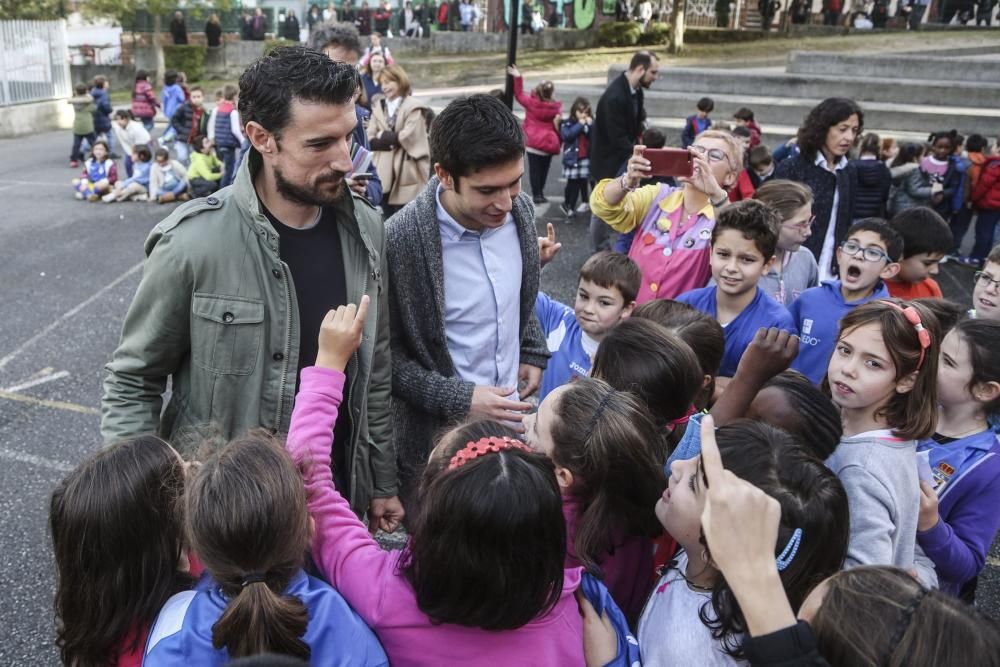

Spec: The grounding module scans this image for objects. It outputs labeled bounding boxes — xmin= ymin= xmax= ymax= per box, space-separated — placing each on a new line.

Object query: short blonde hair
xmin=695 ymin=129 xmax=744 ymax=173
xmin=381 ymin=64 xmax=412 ymax=98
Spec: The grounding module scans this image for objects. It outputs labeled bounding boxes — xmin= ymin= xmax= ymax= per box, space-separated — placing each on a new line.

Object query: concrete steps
xmin=787 ymin=50 xmax=1000 ymax=83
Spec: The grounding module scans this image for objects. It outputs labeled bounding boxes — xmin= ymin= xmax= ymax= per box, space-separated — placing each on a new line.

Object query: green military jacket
xmin=101 ymin=148 xmax=394 ymax=514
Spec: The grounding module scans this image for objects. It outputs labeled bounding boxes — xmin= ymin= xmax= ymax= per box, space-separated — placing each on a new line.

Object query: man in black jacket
xmin=588 ymin=50 xmax=659 ymax=251
xmin=170 ymin=11 xmax=188 ymax=44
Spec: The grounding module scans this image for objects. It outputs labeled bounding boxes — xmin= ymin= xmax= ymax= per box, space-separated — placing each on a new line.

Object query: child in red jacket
xmin=508 ymin=64 xmax=562 ymax=205
xmin=970 ymin=141 xmax=1000 ymax=266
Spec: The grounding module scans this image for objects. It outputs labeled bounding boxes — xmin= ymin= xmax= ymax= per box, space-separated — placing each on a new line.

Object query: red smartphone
xmin=644 ymin=148 xmax=693 ymax=178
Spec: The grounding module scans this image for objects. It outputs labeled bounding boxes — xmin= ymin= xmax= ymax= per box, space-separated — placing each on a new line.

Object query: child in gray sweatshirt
xmin=823 ymin=299 xmax=939 ymax=574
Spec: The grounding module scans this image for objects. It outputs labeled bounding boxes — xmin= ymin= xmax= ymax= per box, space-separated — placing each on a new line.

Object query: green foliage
xmin=164 ymin=44 xmax=206 ymax=81
xmin=0 ymin=0 xmax=63 ymax=20
xmin=597 ymin=20 xmax=641 ymax=46
xmin=638 ymin=21 xmax=669 ymax=45
xmin=264 ymin=38 xmax=295 ymax=55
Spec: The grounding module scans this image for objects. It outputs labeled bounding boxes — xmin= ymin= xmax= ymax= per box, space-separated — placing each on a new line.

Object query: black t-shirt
xmin=263 ymin=201 xmax=352 ymax=487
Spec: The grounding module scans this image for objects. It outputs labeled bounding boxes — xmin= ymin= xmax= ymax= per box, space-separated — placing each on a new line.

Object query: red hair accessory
xmin=447 ymin=436 xmax=532 ymax=470
xmin=880 ymin=300 xmax=931 ymax=370
xmin=668 ymin=404 xmax=698 ymax=430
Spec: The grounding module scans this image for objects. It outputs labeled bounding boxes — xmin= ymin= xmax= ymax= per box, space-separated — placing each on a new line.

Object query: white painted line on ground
xmin=0 ymin=260 xmax=143 ymax=371
xmin=0 ymin=447 xmax=74 ymax=473
xmin=0 ymin=389 xmax=100 ymax=415
xmin=2 ymin=370 xmax=70 ymax=393
xmin=0 ymin=179 xmax=68 ymax=187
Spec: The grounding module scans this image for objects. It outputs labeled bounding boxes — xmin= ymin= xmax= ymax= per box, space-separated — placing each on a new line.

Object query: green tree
xmin=0 ymin=0 xmax=65 ymax=20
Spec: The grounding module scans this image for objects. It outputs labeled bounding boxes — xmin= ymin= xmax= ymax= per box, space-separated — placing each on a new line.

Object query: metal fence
xmin=0 ymin=20 xmax=72 ymax=107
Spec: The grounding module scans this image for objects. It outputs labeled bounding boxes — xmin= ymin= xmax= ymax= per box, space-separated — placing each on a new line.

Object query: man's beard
xmin=274 ymin=165 xmax=346 ymax=207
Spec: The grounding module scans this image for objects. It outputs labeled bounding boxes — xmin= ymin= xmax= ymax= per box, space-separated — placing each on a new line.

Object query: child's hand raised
xmin=316 ymin=296 xmax=370 ymax=372
xmin=734 ymin=327 xmax=800 ymax=387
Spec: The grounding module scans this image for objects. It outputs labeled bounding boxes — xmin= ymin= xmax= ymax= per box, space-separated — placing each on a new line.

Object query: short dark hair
xmin=189 ymin=84 xmax=203 ymax=94
xmin=642 ymin=126 xmax=667 ymax=149
xmin=134 ymin=145 xmax=152 ymax=162
xmin=759 ymin=370 xmax=842 ymax=460
xmin=135 ymin=69 xmax=148 ymax=81
xmin=697 ymin=96 xmax=714 ymax=113
xmin=988 ymin=242 xmax=1000 ymax=265
xmin=113 ymin=109 xmax=132 ymax=121
xmin=191 ymin=134 xmax=209 ymax=151
xmin=74 ymin=82 xmax=87 ymax=95
xmin=733 ymin=107 xmax=755 ymax=122
xmin=628 ymin=50 xmax=658 ymax=71
xmin=403 ymin=420 xmax=565 ymax=630
xmin=578 ymin=251 xmax=641 ymax=303
xmin=164 ymin=70 xmax=178 ymax=86
xmin=711 ymin=199 xmax=780 ymax=260
xmin=846 ymin=218 xmax=904 ymax=262
xmin=747 ymin=145 xmax=772 ymax=169
xmin=889 ymin=207 xmax=953 ymax=258
xmin=913 ymin=297 xmax=965 ymax=335
xmin=429 ymin=94 xmax=524 ymax=183
xmin=967 ymin=134 xmax=988 ymax=153
xmin=796 ymin=98 xmax=864 ymax=160
xmin=154 ymin=147 xmax=170 ymax=161
xmin=308 ymin=21 xmax=362 ymax=55
xmin=92 ymin=74 xmax=108 ymax=88
xmin=238 ymin=45 xmax=360 ymax=140
xmin=928 ymin=129 xmax=959 ymax=150
xmin=731 ymin=125 xmax=752 ymax=139
xmin=891 ymin=142 xmax=924 ymax=168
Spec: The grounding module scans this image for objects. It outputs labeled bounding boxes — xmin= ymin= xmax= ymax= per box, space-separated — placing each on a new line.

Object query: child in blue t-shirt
xmin=535 ymin=251 xmax=641 ymax=402
xmin=790 ymin=219 xmax=903 ymax=384
xmin=677 ymin=199 xmax=796 ymax=377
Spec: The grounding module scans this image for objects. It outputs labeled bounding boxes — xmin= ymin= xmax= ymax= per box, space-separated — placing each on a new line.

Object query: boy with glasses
xmin=971 ymin=243 xmax=1000 ymax=320
xmin=790 ymin=218 xmax=902 ymax=384
xmin=885 ymin=207 xmax=954 ymax=300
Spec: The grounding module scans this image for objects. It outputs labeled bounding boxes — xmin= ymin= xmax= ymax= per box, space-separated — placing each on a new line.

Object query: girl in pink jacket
xmin=509 ymin=65 xmax=562 ymax=205
xmin=287 ymin=299 xmax=632 ymax=667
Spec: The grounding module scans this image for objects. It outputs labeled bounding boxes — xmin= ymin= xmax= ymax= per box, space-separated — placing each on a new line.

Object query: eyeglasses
xmin=881 ymin=300 xmax=931 ymax=370
xmin=689 ymin=144 xmax=729 ymax=164
xmin=975 ymin=271 xmax=1000 ymax=290
xmin=783 ymin=215 xmax=815 ymax=231
xmin=839 ymin=240 xmax=890 ymax=263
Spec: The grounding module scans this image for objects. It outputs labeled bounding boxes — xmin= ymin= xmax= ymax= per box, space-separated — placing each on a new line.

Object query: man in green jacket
xmin=101 ymin=46 xmax=403 ymax=531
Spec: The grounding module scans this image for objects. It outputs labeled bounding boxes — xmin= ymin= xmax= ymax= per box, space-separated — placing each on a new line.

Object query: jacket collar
xmin=233 ymin=147 xmax=374 ymax=257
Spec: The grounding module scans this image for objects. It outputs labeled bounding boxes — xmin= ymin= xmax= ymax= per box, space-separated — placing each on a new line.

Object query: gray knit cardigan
xmin=385 ymin=176 xmax=550 ymax=463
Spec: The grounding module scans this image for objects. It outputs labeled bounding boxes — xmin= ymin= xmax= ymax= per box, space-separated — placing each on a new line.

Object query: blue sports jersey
xmin=535 ymin=292 xmax=596 ymax=402
xmin=676 ymin=285 xmax=796 ymax=377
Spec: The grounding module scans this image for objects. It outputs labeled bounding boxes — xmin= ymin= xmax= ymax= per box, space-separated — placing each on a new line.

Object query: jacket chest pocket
xmin=191 ymin=293 xmax=265 ymax=376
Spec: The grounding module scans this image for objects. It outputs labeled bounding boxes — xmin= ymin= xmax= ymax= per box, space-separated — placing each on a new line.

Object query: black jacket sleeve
xmin=743 ymin=621 xmax=830 ymax=667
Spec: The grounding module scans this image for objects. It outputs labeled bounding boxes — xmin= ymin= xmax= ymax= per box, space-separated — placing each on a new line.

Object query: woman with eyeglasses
xmin=590 ymin=129 xmax=743 ymax=304
xmin=752 ymin=180 xmax=819 ymax=306
xmin=774 ymin=98 xmax=864 ymax=282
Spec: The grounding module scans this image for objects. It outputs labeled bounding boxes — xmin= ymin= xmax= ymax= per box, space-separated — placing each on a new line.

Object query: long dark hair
xmin=187 ymin=433 xmax=312 ymax=660
xmin=548 ymin=378 xmax=667 ymax=574
xmin=700 ymin=421 xmax=849 ymax=658
xmin=953 ymin=318 xmax=1000 ymax=415
xmin=403 ymin=420 xmax=566 ymax=630
xmin=50 ymin=435 xmax=193 ymax=667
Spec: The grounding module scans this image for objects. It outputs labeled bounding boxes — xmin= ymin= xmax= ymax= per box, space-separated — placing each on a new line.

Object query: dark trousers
xmin=823 ymin=9 xmax=841 ymax=23
xmin=71 ymin=132 xmax=96 ymax=161
xmin=950 ymin=206 xmax=974 ymax=254
xmin=971 ymin=210 xmax=1000 ymax=262
xmin=527 ymin=152 xmax=553 ymax=198
xmin=189 ymin=177 xmax=219 ymax=198
xmin=217 ymin=146 xmax=237 ymax=189
xmin=564 ymin=178 xmax=589 ymax=210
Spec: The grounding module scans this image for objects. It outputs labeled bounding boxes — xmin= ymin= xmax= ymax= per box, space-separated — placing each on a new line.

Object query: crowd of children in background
xmin=51 ymin=50 xmax=1000 ymax=666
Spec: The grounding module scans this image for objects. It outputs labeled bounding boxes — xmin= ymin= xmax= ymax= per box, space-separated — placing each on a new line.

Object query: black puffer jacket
xmin=850 ymin=157 xmax=891 ymax=219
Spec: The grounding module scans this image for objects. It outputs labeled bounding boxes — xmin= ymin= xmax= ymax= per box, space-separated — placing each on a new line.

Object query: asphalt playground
xmin=0 ymin=123 xmax=995 ymax=665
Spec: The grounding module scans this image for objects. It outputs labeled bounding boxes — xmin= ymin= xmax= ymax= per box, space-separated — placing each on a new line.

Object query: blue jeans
xmin=218 ymin=146 xmax=237 ymax=189
xmin=174 ymin=141 xmax=190 ymax=165
xmin=140 ymin=116 xmax=155 ymax=131
xmin=162 ymin=178 xmax=188 ymax=197
xmin=971 ymin=210 xmax=1000 ymax=262
xmin=124 ymin=153 xmax=134 ymax=178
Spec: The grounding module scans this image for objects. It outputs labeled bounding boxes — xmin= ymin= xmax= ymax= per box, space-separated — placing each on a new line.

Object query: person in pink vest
xmin=591 ymin=129 xmax=744 ymax=304
xmin=508 ymin=65 xmax=562 ymax=205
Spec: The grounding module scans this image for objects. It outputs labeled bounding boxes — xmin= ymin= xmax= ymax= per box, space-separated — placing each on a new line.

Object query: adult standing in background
xmin=205 ymin=13 xmax=223 ymax=47
xmin=385 ymin=94 xmax=549 ymax=515
xmin=308 ymin=4 xmax=323 ymax=32
xmin=774 ymin=97 xmax=862 ymax=281
xmin=283 ymin=9 xmax=302 ymax=40
xmin=251 ymin=7 xmax=268 ymax=40
xmin=170 ymin=11 xmax=188 ymax=45
xmin=102 ymin=47 xmax=402 ymax=531
xmin=588 ymin=50 xmax=659 ymax=252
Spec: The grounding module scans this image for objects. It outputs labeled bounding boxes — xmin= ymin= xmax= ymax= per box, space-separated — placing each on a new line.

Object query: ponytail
xmin=212 ymin=577 xmax=310 ymax=659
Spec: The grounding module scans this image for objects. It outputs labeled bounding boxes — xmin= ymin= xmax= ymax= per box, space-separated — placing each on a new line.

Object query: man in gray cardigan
xmin=385 ymin=94 xmax=550 ymax=512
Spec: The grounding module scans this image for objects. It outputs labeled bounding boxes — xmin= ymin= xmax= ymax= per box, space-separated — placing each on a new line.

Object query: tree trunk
xmin=152 ymin=12 xmax=165 ymax=86
xmin=669 ymin=0 xmax=685 ymax=52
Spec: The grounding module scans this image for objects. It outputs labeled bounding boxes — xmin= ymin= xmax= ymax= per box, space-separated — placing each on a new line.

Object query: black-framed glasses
xmin=975 ymin=271 xmax=1000 ymax=289
xmin=839 ymin=240 xmax=890 ymax=263
xmin=689 ymin=144 xmax=729 ymax=164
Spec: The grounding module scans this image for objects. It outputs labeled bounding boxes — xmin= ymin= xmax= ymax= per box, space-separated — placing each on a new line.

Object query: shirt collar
xmin=815 ymin=152 xmax=849 ymax=172
xmin=437 ymin=183 xmax=489 ymax=241
xmin=658 ymin=188 xmax=718 ymax=220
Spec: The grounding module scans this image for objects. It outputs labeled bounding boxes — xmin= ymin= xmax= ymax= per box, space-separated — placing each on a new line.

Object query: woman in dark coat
xmin=774 ymin=97 xmax=863 ymax=280
xmin=205 ymin=14 xmax=223 ymax=47
xmin=282 ymin=9 xmax=301 ymax=40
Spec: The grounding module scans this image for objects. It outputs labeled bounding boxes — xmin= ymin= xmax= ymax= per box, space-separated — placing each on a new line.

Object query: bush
xmin=264 ymin=38 xmax=296 ymax=55
xmin=638 ymin=22 xmax=670 ymax=45
xmin=163 ymin=44 xmax=207 ymax=82
xmin=597 ymin=20 xmax=642 ymax=47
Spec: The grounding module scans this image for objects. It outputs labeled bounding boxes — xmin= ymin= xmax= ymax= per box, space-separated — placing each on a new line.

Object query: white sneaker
xmin=131 ymin=193 xmax=149 ymax=202
xmin=102 ymin=192 xmax=116 ymax=203
xmin=576 ymin=203 xmax=590 ymax=214
xmin=74 ymin=192 xmax=84 ymax=200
